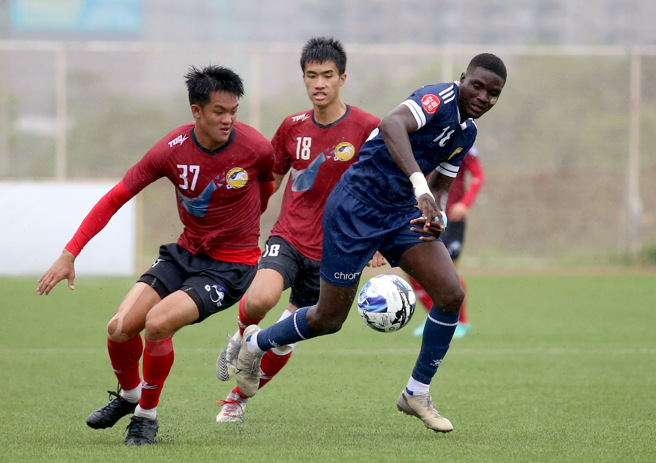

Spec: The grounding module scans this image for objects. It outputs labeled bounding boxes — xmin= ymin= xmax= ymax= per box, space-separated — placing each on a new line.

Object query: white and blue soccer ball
xmin=357 ymin=274 xmax=416 ymax=333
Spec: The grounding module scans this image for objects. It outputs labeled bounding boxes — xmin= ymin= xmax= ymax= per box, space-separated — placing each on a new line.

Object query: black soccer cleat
xmin=86 ymin=389 xmax=138 ymax=429
xmin=125 ymin=416 xmax=159 ymax=445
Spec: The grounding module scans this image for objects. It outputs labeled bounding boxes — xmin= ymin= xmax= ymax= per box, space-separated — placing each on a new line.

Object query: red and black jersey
xmin=66 ymin=121 xmax=274 ymax=265
xmin=270 ymin=106 xmax=380 ymax=260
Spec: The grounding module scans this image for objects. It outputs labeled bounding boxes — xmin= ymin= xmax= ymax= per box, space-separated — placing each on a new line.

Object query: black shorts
xmin=441 ymin=220 xmax=466 ymax=260
xmin=138 ymin=243 xmax=256 ymax=323
xmin=259 ymin=236 xmax=321 ymax=308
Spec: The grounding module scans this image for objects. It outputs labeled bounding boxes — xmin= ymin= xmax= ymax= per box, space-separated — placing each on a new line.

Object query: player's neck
xmin=313 ymin=100 xmax=347 ymax=126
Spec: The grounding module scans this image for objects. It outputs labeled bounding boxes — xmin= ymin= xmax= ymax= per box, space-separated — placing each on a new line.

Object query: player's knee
xmin=143 ymin=313 xmax=172 ymax=340
xmin=441 ymin=283 xmax=465 ymax=313
xmin=107 ymin=317 xmax=131 ymax=343
xmin=245 ymin=291 xmax=278 ymax=318
xmin=427 ymin=279 xmax=464 ymax=314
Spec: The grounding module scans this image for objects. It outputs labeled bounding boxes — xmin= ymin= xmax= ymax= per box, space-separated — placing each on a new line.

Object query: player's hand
xmin=37 ymin=249 xmax=76 ymax=296
xmin=409 ymin=212 xmax=446 ymax=241
xmin=415 ymin=193 xmax=440 ymax=233
xmin=367 ymin=251 xmax=388 ymax=268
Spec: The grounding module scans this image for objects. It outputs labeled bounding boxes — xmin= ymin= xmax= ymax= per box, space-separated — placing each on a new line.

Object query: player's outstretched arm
xmin=36 ymin=181 xmax=135 ymax=296
xmin=37 ymin=249 xmax=76 ymax=295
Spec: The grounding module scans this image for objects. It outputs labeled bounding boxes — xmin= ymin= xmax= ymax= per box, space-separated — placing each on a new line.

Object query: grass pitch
xmin=1 ymin=272 xmax=655 ymax=462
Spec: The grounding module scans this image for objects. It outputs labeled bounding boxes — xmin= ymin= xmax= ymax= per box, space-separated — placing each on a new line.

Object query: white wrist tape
xmin=409 ymin=172 xmax=435 ymax=201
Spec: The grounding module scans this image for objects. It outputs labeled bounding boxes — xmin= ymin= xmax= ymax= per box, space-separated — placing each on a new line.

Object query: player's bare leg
xmin=306 ymin=280 xmax=360 ymax=334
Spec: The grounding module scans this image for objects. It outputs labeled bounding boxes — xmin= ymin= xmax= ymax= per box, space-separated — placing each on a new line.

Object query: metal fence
xmin=2 ymin=41 xmax=655 ymax=270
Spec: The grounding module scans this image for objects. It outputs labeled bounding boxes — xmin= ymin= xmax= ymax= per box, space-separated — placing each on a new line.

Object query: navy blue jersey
xmin=341 ymin=82 xmax=477 ymax=211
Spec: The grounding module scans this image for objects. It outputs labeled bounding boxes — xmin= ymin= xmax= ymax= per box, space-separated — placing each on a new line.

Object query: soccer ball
xmin=357 ymin=274 xmax=416 ymax=333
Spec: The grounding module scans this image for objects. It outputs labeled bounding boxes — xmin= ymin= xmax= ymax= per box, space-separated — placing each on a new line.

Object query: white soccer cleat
xmin=216 ymin=331 xmax=242 ymax=381
xmin=396 ymin=390 xmax=453 ymax=433
xmin=235 ymin=325 xmax=263 ymax=397
xmin=216 ymin=392 xmax=249 ymax=423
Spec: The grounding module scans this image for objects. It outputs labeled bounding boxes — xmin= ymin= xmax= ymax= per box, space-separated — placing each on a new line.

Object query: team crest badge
xmin=421 ymin=94 xmax=440 ymax=114
xmin=334 ymin=142 xmax=355 ymax=161
xmin=226 ymin=167 xmax=248 ymax=189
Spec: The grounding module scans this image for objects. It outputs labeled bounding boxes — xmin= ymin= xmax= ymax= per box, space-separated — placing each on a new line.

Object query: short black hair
xmin=300 ymin=37 xmax=347 ymax=75
xmin=184 ymin=65 xmax=244 ymax=107
xmin=467 ymin=53 xmax=507 ymax=82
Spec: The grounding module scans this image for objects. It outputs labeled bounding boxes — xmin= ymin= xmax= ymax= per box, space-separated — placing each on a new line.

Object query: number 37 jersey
xmin=122 ymin=121 xmax=274 ymax=260
xmin=270 ymin=105 xmax=380 ymax=260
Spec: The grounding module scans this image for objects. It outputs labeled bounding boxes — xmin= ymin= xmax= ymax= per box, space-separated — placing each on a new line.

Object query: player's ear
xmin=190 ymin=103 xmax=201 ymax=119
xmin=339 ymin=72 xmax=347 ymax=87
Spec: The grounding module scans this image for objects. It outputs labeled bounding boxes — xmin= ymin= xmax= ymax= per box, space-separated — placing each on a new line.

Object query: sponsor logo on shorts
xmin=334 ymin=142 xmax=355 ymax=161
xmin=333 ymin=270 xmax=361 ymax=282
xmin=421 ymin=94 xmax=440 ymax=114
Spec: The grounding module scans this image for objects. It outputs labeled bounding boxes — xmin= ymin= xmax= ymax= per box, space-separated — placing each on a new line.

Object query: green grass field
xmin=1 ymin=272 xmax=655 ymax=462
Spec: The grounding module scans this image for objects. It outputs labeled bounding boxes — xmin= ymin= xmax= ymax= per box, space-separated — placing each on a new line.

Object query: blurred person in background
xmin=37 ymin=65 xmax=274 ymax=445
xmin=215 ymin=36 xmax=381 ymax=423
xmin=234 ymin=53 xmax=506 ymax=433
xmin=411 ymin=146 xmax=484 ymax=339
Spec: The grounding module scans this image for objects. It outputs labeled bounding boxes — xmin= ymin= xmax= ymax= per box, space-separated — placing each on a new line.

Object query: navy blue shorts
xmin=441 ymin=220 xmax=466 ymax=260
xmin=138 ymin=243 xmax=256 ymax=323
xmin=259 ymin=236 xmax=321 ymax=308
xmin=320 ymin=181 xmax=436 ymax=287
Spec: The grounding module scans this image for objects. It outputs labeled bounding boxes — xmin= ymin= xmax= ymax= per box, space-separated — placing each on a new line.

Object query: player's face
xmin=458 ymin=67 xmax=505 ymax=120
xmin=191 ymin=90 xmax=239 ymax=150
xmin=303 ymin=61 xmax=346 ymax=109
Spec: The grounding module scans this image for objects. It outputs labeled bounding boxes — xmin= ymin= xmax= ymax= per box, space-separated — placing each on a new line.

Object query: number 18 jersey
xmin=270 ymin=105 xmax=380 ymax=260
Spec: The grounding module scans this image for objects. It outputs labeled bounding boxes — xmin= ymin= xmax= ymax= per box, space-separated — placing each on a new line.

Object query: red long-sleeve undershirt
xmin=65 ymin=179 xmax=273 ymax=257
xmin=64 ymin=180 xmax=135 ymax=257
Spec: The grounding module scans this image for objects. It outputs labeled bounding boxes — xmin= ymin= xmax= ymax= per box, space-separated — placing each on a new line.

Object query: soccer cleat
xmin=216 ymin=391 xmax=249 ymax=422
xmin=453 ymin=322 xmax=471 ymax=339
xmin=217 ymin=331 xmax=243 ymax=381
xmin=86 ymin=388 xmax=137 ymax=429
xmin=125 ymin=416 xmax=159 ymax=445
xmin=396 ymin=390 xmax=453 ymax=433
xmin=235 ymin=325 xmax=263 ymax=397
